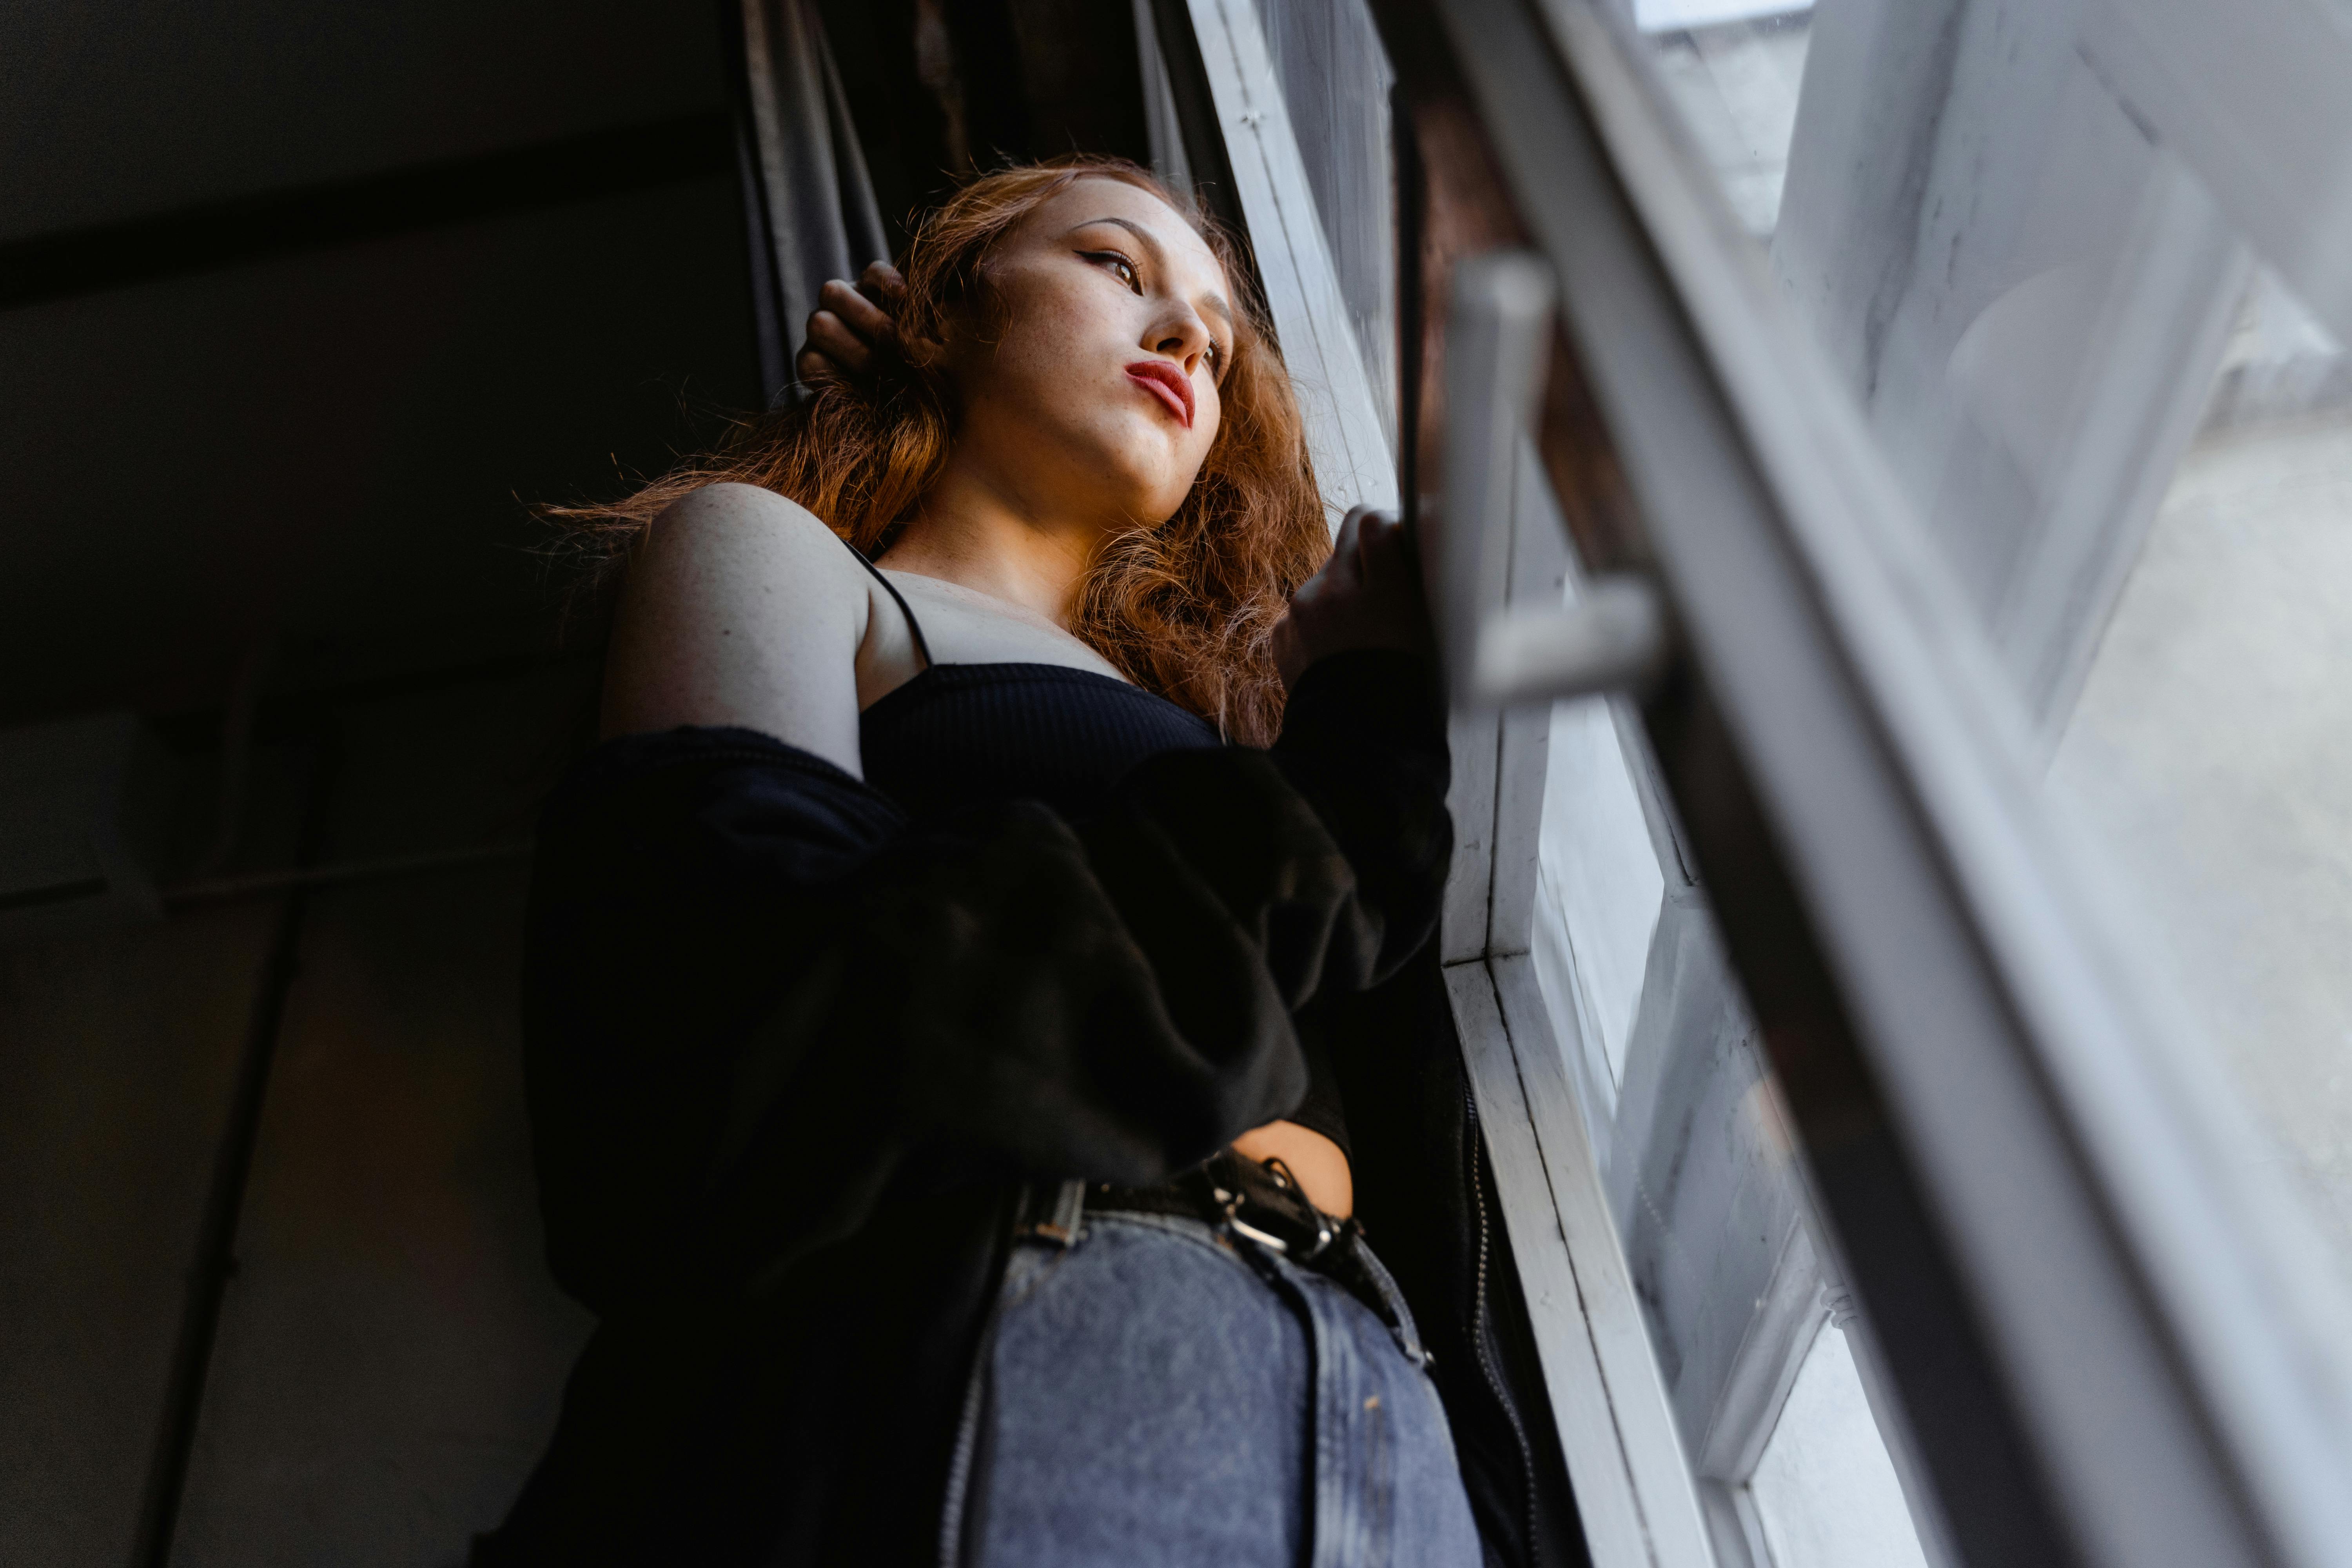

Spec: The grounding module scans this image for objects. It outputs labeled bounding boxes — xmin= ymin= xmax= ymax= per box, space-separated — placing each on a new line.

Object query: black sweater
xmin=477 ymin=650 xmax=1462 ymax=1565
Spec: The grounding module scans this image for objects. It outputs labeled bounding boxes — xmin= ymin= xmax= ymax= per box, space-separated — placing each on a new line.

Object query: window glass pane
xmin=1534 ymin=692 xmax=1662 ymax=1098
xmin=1748 ymin=1321 xmax=1932 ymax=1568
xmin=1618 ymin=0 xmax=2352 ymax=1295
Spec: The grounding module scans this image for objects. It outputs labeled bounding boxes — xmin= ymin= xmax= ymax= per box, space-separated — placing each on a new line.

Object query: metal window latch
xmin=1436 ymin=250 xmax=1668 ymax=709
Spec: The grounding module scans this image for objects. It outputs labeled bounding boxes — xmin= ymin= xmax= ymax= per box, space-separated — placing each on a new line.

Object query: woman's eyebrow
xmin=1073 ymin=215 xmax=1233 ymax=332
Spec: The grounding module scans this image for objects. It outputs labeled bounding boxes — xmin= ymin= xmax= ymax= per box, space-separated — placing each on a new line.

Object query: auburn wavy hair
xmin=557 ymin=155 xmax=1330 ymax=745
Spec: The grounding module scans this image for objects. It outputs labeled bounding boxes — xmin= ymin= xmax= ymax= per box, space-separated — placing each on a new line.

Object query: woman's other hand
xmin=1271 ymin=506 xmax=1434 ymax=690
xmin=794 ymin=261 xmax=905 ymax=385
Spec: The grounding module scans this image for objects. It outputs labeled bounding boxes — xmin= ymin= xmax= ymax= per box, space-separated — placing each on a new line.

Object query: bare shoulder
xmin=601 ymin=483 xmax=869 ymax=774
xmin=639 ymin=481 xmax=862 ymax=586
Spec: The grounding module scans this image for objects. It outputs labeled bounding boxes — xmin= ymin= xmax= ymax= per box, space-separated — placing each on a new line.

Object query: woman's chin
xmin=1120 ymin=472 xmax=1202 ymax=529
xmin=1065 ymin=446 xmax=1200 ymax=528
xmin=1076 ymin=490 xmax=1184 ymax=540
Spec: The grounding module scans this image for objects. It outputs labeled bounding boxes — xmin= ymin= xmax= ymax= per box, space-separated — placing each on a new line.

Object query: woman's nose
xmin=1147 ymin=309 xmax=1212 ymax=374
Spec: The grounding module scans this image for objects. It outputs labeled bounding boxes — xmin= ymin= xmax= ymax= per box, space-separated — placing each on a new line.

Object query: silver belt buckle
xmin=1209 ymin=1176 xmax=1338 ymax=1261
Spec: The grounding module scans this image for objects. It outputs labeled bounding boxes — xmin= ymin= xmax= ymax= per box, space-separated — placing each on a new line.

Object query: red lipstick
xmin=1125 ymin=359 xmax=1194 ymax=428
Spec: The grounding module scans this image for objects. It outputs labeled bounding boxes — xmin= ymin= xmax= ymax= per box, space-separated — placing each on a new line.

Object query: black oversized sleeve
xmin=522 ymin=650 xmax=1448 ymax=1313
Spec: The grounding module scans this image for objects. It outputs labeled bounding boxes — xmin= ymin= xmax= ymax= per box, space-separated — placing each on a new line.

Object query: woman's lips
xmin=1125 ymin=360 xmax=1194 ymax=428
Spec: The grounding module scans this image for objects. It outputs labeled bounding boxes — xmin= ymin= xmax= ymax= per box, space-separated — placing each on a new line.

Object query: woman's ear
xmin=915 ymin=300 xmax=993 ymax=380
xmin=896 ymin=283 xmax=972 ymax=370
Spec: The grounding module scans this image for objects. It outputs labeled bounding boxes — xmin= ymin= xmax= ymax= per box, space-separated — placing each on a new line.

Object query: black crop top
xmin=848 ymin=544 xmax=1353 ymax=1159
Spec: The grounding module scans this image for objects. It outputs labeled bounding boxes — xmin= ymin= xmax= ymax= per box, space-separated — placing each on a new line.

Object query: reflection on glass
xmin=1619 ymin=0 xmax=2352 ymax=1294
xmin=1535 ymin=690 xmax=1662 ymax=1106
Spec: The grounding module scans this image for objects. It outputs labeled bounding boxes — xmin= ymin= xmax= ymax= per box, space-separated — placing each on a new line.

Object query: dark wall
xmin=0 ymin=4 xmax=746 ymax=1563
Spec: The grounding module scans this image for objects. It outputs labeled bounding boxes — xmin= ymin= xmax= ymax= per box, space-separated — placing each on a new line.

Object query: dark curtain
xmin=722 ymin=0 xmax=891 ymax=405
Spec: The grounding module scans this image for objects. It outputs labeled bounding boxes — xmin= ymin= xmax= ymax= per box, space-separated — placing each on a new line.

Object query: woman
xmin=480 ymin=157 xmax=1485 ymax=1566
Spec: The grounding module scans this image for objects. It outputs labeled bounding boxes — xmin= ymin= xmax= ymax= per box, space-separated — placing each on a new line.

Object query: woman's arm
xmin=599 ymin=482 xmax=870 ymax=777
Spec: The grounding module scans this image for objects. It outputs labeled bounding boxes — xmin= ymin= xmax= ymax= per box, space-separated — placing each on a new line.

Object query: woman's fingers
xmin=857 ymin=260 xmax=906 ymax=310
xmin=1359 ymin=509 xmax=1412 ymax=583
xmin=800 ymin=309 xmax=874 ymax=376
xmin=797 ymin=267 xmax=902 ymax=384
xmin=1343 ymin=505 xmax=1406 ymax=590
xmin=1331 ymin=504 xmax=1371 ymax=560
xmin=1328 ymin=505 xmax=1373 ymax=588
xmin=1270 ymin=605 xmax=1308 ymax=689
xmin=818 ymin=278 xmax=895 ymax=348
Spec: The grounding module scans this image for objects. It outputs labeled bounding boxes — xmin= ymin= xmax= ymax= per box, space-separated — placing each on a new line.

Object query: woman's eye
xmin=1083 ymin=250 xmax=1140 ymax=291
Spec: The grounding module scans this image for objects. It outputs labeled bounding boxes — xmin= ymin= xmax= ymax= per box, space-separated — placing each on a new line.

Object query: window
xmin=1621 ymin=0 xmax=2352 ymax=1343
xmin=1533 ymin=671 xmax=1944 ymax=1567
xmin=1393 ymin=0 xmax=2352 ymax=1564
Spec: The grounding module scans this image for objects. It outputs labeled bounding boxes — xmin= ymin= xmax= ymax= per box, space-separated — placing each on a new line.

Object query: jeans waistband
xmin=1088 ymin=1147 xmax=1346 ymax=1258
xmin=1014 ymin=1151 xmax=1422 ymax=1360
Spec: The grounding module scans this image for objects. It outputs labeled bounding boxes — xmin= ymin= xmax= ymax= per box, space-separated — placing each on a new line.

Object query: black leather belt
xmin=1010 ymin=1149 xmax=1409 ymax=1339
xmin=1089 ymin=1147 xmax=1354 ymax=1263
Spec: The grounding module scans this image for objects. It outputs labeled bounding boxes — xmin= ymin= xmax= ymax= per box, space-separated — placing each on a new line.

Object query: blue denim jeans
xmin=939 ymin=1202 xmax=1485 ymax=1567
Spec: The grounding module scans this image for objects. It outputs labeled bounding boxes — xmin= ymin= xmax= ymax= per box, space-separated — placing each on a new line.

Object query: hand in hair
xmin=1272 ymin=506 xmax=1435 ymax=691
xmin=795 ymin=261 xmax=906 ymax=385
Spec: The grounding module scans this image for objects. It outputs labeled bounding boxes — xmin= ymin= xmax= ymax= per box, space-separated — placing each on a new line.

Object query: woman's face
xmin=945 ymin=177 xmax=1234 ymax=529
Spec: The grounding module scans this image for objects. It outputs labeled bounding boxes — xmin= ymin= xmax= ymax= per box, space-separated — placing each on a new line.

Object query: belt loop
xmin=1017 ymin=1178 xmax=1088 ymax=1247
xmin=1049 ymin=1177 xmax=1086 ymax=1242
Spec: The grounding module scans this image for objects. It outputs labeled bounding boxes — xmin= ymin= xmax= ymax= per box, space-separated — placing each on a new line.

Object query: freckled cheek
xmin=1023 ymin=316 xmax=1126 ymax=405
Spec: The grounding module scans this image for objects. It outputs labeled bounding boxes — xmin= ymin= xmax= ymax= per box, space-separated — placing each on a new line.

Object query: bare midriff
xmin=1230 ymin=1118 xmax=1352 ymax=1218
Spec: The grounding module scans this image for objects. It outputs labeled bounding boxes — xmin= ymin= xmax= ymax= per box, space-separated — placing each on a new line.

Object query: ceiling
xmin=0 ymin=0 xmax=758 ymax=728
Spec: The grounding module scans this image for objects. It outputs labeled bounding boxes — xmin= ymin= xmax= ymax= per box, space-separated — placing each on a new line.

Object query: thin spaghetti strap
xmin=835 ymin=531 xmax=933 ymax=670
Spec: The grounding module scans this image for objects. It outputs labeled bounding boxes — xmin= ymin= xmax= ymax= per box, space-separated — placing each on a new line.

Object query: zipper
xmin=1465 ymin=1080 xmax=1545 ymax=1568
